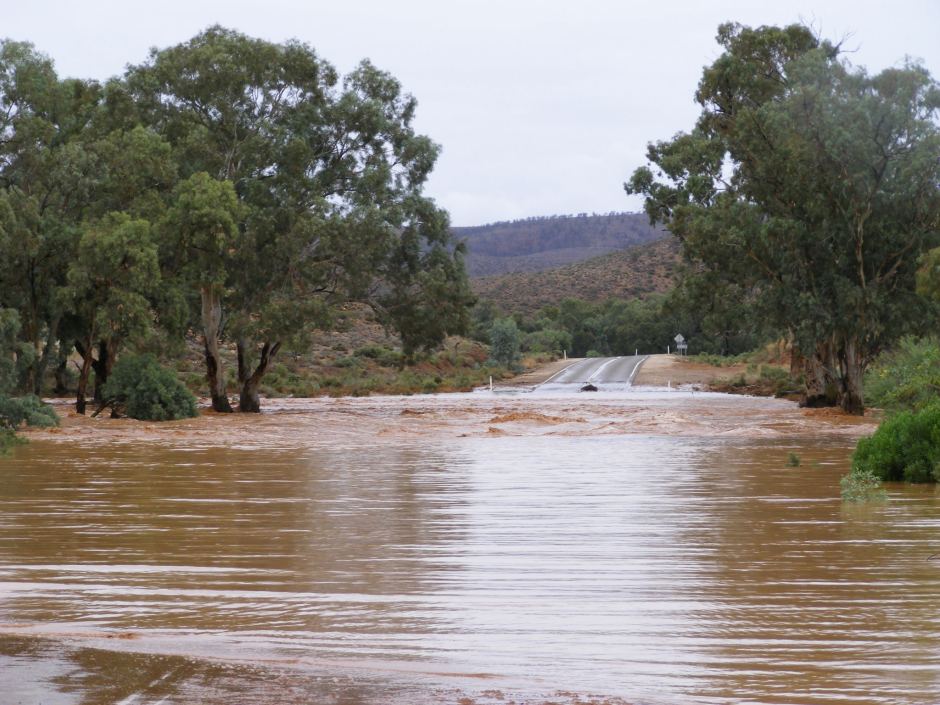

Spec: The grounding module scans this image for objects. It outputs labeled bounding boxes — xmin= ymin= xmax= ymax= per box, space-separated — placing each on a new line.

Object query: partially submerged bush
xmin=0 ymin=395 xmax=59 ymax=429
xmin=840 ymin=469 xmax=887 ymax=503
xmin=0 ymin=394 xmax=58 ymax=456
xmin=102 ymin=354 xmax=197 ymax=421
xmin=852 ymin=403 xmax=940 ymax=483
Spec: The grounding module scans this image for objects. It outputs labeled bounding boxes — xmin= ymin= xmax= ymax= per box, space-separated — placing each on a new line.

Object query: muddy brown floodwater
xmin=2 ymin=389 xmax=939 ymax=704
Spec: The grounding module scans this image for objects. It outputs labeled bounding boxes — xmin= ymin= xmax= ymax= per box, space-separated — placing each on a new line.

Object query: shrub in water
xmin=102 ymin=354 xmax=198 ymax=421
xmin=852 ymin=403 xmax=940 ymax=482
xmin=0 ymin=394 xmax=58 ymax=456
xmin=0 ymin=395 xmax=59 ymax=429
xmin=840 ymin=469 xmax=887 ymax=503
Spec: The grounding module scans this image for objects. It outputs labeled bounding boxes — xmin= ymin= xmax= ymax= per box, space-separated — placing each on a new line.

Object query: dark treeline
xmin=472 ymin=282 xmax=762 ymax=360
xmin=0 ymin=27 xmax=473 ymax=420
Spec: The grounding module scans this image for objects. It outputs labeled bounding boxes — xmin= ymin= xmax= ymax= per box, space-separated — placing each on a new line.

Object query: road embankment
xmin=631 ymin=354 xmax=748 ymax=387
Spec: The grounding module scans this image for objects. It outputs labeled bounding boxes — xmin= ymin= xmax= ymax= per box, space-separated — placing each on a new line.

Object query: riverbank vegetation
xmin=841 ymin=338 xmax=940 ymax=495
xmin=627 ymin=22 xmax=940 ymax=415
xmin=0 ymin=27 xmax=474 ymax=422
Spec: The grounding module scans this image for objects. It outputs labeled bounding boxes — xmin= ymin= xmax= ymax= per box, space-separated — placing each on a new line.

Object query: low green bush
xmin=0 ymin=395 xmax=59 ymax=429
xmin=840 ymin=469 xmax=887 ymax=503
xmin=0 ymin=394 xmax=58 ymax=456
xmin=102 ymin=354 xmax=198 ymax=421
xmin=852 ymin=403 xmax=940 ymax=482
xmin=355 ymin=345 xmax=404 ymax=367
xmin=865 ymin=337 xmax=940 ymax=412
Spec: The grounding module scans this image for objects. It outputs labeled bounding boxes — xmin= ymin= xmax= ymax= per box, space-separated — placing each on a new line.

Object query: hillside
xmin=454 ymin=212 xmax=664 ymax=277
xmin=471 ymin=236 xmax=682 ymax=315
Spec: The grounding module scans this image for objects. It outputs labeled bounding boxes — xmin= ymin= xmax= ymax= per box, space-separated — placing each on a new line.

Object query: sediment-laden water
xmin=1 ymin=391 xmax=936 ymax=704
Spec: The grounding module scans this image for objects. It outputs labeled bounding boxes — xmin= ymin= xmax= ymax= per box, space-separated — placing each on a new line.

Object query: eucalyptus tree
xmin=0 ymin=40 xmax=101 ymax=393
xmin=128 ymin=27 xmax=472 ymax=412
xmin=0 ymin=40 xmax=178 ymax=398
xmin=63 ymin=213 xmax=160 ymax=414
xmin=627 ymin=23 xmax=940 ymax=413
xmin=162 ymin=173 xmax=241 ymax=412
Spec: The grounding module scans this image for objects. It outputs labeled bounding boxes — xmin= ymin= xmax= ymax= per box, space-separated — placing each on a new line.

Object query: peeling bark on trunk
xmin=839 ymin=337 xmax=866 ymax=416
xmin=799 ymin=341 xmax=838 ymax=409
xmin=237 ymin=340 xmax=281 ymax=413
xmin=201 ymin=286 xmax=233 ymax=413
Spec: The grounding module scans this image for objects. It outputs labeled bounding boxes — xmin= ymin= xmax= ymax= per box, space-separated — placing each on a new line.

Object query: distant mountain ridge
xmin=453 ymin=212 xmax=664 ymax=277
xmin=471 ymin=237 xmax=681 ymax=315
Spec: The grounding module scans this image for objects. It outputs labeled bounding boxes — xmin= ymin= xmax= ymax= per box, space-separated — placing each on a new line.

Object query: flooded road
xmin=2 ymin=391 xmax=938 ymax=704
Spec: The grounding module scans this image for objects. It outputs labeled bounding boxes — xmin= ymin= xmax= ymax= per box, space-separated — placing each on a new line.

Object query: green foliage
xmin=101 ymin=354 xmax=197 ymax=421
xmin=627 ymin=22 xmax=940 ymax=413
xmin=65 ymin=213 xmax=160 ymax=344
xmin=504 ymin=294 xmax=760 ymax=360
xmin=127 ymin=27 xmax=472 ymax=405
xmin=840 ymin=470 xmax=887 ymax=504
xmin=0 ymin=308 xmax=19 ymax=394
xmin=523 ymin=327 xmax=572 ymax=355
xmin=865 ymin=338 xmax=940 ymax=413
xmin=786 ymin=452 xmax=800 ymax=467
xmin=0 ymin=428 xmax=22 ymax=456
xmin=0 ymin=30 xmax=473 ymax=412
xmin=0 ymin=395 xmax=59 ymax=429
xmin=853 ymin=404 xmax=940 ymax=483
xmin=488 ymin=317 xmax=521 ymax=367
xmin=355 ymin=345 xmax=404 ymax=367
xmin=0 ymin=308 xmax=58 ymax=452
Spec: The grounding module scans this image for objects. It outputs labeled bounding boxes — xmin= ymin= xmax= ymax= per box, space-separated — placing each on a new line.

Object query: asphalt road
xmin=543 ymin=355 xmax=648 ymax=386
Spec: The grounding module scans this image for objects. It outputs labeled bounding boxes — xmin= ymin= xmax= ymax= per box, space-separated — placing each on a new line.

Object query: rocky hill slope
xmin=471 ymin=236 xmax=681 ymax=315
xmin=454 ymin=212 xmax=664 ymax=277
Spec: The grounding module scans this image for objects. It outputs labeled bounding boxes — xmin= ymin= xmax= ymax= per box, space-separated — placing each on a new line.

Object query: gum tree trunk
xmin=53 ymin=356 xmax=70 ymax=395
xmin=201 ymin=286 xmax=233 ymax=413
xmin=237 ymin=339 xmax=281 ymax=413
xmin=32 ymin=318 xmax=60 ymax=396
xmin=91 ymin=339 xmax=117 ymax=403
xmin=799 ymin=339 xmax=838 ymax=409
xmin=839 ymin=336 xmax=865 ymax=416
xmin=74 ymin=336 xmax=94 ymax=415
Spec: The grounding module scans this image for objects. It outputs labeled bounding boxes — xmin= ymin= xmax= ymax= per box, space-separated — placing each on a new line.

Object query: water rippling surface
xmin=1 ymin=398 xmax=939 ymax=703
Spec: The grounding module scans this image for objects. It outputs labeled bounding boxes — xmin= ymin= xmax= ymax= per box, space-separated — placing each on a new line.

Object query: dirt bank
xmin=633 ymin=354 xmax=749 ymax=387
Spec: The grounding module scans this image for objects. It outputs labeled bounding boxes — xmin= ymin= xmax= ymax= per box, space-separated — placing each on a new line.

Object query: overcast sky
xmin=5 ymin=1 xmax=939 ymax=226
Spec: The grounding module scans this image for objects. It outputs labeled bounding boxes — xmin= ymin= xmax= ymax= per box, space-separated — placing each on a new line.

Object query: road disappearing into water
xmin=543 ymin=355 xmax=648 ymax=387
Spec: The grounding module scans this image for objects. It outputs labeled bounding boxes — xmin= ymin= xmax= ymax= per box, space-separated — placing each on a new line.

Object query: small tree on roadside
xmin=489 ymin=317 xmax=521 ymax=368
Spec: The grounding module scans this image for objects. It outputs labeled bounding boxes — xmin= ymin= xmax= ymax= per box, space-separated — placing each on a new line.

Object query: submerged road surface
xmin=544 ymin=355 xmax=648 ymax=386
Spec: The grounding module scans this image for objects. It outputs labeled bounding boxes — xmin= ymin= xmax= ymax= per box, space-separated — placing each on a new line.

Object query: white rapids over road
xmin=538 ymin=355 xmax=649 ymax=392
